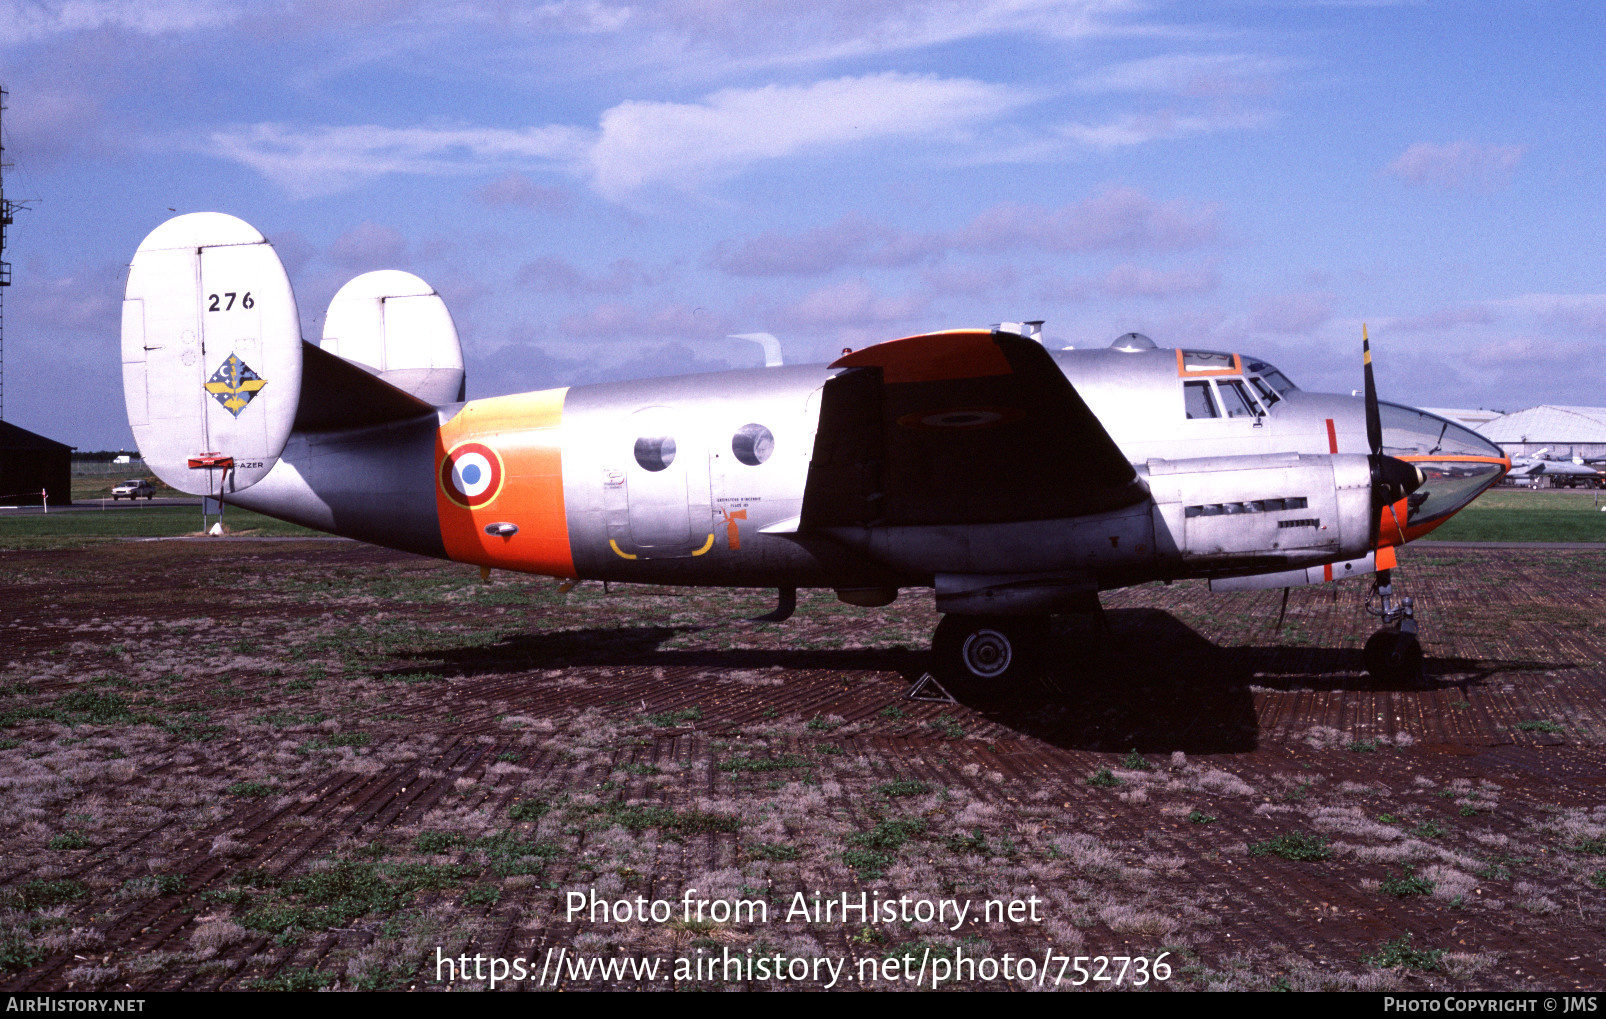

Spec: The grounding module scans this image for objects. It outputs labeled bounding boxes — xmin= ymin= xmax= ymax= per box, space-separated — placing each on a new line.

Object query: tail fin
xmin=321 ymin=270 xmax=465 ymax=406
xmin=121 ymin=213 xmax=302 ymax=496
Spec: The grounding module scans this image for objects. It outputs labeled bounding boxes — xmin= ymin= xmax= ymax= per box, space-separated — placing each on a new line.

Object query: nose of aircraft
xmin=1378 ymin=401 xmax=1509 ymax=540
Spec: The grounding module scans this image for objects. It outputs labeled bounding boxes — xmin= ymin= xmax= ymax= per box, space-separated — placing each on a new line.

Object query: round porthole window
xmin=731 ymin=423 xmax=774 ymax=466
xmin=634 ymin=435 xmax=677 ymax=472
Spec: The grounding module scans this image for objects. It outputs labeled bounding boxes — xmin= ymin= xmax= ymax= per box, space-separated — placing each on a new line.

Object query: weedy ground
xmin=0 ymin=540 xmax=1603 ymax=991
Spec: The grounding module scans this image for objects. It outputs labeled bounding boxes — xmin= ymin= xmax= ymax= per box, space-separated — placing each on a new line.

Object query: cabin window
xmin=634 ymin=435 xmax=677 ymax=472
xmin=1217 ymin=380 xmax=1260 ymax=418
xmin=731 ymin=423 xmax=775 ymax=466
xmin=1184 ymin=381 xmax=1219 ymax=419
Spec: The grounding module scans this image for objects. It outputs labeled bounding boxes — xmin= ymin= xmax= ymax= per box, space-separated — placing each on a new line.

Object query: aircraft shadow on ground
xmin=377 ymin=609 xmax=1580 ymax=756
xmin=982 ymin=608 xmax=1261 ymax=755
xmin=385 ymin=625 xmax=927 ymax=679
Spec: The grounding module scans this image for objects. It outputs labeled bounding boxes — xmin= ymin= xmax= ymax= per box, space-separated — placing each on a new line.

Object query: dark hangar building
xmin=0 ymin=420 xmax=72 ymax=506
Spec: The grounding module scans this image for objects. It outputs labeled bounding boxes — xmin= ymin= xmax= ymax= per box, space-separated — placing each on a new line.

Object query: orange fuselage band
xmin=436 ymin=388 xmax=574 ymax=577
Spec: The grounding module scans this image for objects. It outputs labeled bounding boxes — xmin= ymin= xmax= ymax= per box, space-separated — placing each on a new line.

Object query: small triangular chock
xmin=905 ymin=672 xmax=958 ymax=704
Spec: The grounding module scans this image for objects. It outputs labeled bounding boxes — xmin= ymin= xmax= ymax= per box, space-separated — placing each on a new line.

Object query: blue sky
xmin=2 ymin=0 xmax=1603 ymax=449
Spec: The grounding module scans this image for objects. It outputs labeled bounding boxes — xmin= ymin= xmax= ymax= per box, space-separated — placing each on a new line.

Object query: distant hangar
xmin=1475 ymin=406 xmax=1606 ymax=462
xmin=0 ymin=420 xmax=72 ymax=506
xmin=1425 ymin=405 xmax=1606 ymax=484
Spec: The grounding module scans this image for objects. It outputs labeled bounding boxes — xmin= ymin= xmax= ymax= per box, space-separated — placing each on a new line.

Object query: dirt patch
xmin=1 ymin=542 xmax=1603 ymax=991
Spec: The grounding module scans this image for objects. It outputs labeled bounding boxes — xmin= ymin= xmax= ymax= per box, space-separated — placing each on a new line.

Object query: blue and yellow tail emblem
xmin=205 ymin=354 xmax=267 ymax=417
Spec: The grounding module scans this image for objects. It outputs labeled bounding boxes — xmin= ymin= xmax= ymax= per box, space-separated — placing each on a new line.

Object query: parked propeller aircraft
xmin=121 ymin=213 xmax=1510 ymax=688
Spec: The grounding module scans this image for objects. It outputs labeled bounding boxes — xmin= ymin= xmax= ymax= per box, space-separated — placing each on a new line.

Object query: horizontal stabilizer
xmin=295 ymin=341 xmax=436 ymax=432
xmin=801 ymin=329 xmax=1145 ymax=528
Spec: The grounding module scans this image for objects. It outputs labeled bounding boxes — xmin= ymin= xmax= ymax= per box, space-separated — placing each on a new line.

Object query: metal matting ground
xmin=1 ymin=540 xmax=1603 ymax=991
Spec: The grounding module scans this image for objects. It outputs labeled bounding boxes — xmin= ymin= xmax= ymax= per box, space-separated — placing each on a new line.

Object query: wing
xmin=800 ymin=329 xmax=1146 ymax=528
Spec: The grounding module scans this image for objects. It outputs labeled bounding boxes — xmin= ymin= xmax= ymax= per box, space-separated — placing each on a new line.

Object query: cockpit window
xmin=1180 ymin=350 xmax=1238 ymax=374
xmin=1248 ymin=375 xmax=1281 ymax=407
xmin=1262 ymin=370 xmax=1297 ymax=395
xmin=1217 ymin=380 xmax=1260 ymax=419
xmin=1184 ymin=380 xmax=1219 ymax=419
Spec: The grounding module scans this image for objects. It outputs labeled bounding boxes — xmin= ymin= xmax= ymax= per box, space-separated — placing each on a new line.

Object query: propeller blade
xmin=1363 ymin=324 xmax=1383 ymax=458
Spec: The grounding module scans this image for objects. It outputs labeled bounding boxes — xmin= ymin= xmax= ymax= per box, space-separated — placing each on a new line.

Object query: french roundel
xmin=440 ymin=441 xmax=505 ymax=509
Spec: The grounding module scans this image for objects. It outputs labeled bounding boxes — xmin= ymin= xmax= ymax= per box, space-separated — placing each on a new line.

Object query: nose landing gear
xmin=1364 ymin=570 xmax=1424 ymax=686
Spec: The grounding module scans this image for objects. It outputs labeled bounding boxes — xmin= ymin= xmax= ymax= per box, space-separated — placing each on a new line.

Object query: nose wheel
xmin=931 ymin=614 xmax=1046 ymax=694
xmin=1364 ymin=570 xmax=1424 ymax=686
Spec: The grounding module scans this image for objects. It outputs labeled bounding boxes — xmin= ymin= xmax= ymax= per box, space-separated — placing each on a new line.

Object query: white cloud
xmin=1383 ymin=141 xmax=1524 ymax=190
xmin=1054 ymin=108 xmax=1272 ymax=150
xmin=1077 ymin=53 xmax=1289 ymax=96
xmin=206 ymin=73 xmax=1020 ymax=201
xmin=609 ymin=0 xmax=1143 ymax=74
xmin=206 ymin=122 xmax=591 ymax=199
xmin=0 ymin=0 xmax=235 ymax=40
xmin=587 ymin=73 xmax=1022 ymax=200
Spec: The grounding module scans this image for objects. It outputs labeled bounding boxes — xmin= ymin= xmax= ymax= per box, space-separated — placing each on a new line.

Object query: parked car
xmin=111 ymin=479 xmax=155 ymax=500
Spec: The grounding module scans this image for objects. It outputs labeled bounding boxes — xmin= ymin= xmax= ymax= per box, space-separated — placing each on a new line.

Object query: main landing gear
xmin=1364 ymin=570 xmax=1423 ymax=686
xmin=930 ymin=614 xmax=1049 ymax=695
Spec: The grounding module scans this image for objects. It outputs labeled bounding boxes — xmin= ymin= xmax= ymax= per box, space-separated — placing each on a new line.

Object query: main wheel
xmin=931 ymin=615 xmax=1045 ymax=695
xmin=1364 ymin=629 xmax=1424 ymax=686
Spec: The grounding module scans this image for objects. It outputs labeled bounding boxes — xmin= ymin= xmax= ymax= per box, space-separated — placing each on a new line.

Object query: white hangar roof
xmin=1479 ymin=406 xmax=1606 ymax=444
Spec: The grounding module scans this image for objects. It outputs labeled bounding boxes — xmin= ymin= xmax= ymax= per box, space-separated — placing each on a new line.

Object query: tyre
xmin=1364 ymin=629 xmax=1424 ymax=686
xmin=931 ymin=614 xmax=1045 ymax=695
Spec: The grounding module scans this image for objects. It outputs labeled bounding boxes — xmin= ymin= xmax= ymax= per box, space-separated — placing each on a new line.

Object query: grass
xmin=508 ymin=799 xmax=550 ymax=821
xmin=5 ymin=527 xmax=1603 ymax=989
xmin=875 ymin=779 xmax=930 ymax=798
xmin=1362 ymin=934 xmax=1445 ymax=972
xmin=1567 ymin=836 xmax=1606 ymax=857
xmin=643 ymin=706 xmax=703 ymax=727
xmin=3 ymin=879 xmax=88 ymax=910
xmin=248 ymin=966 xmax=339 ymax=992
xmin=843 ymin=818 xmax=926 ymax=877
xmin=122 ymin=874 xmax=187 ymax=896
xmin=1120 ymin=749 xmax=1155 ymax=771
xmin=1087 ymin=768 xmax=1120 ymax=788
xmin=238 ymin=859 xmax=476 ymax=938
xmin=1514 ymin=719 xmax=1565 ymax=734
xmin=717 ymin=753 xmax=811 ymax=773
xmin=1249 ymin=832 xmax=1331 ymax=862
xmin=592 ymin=801 xmax=741 ymax=838
xmin=1425 ymin=488 xmax=1606 ymax=543
xmin=1379 ymin=867 xmax=1434 ymax=898
xmin=0 ymin=504 xmax=321 ymax=546
xmin=0 ymin=933 xmax=46 ymax=975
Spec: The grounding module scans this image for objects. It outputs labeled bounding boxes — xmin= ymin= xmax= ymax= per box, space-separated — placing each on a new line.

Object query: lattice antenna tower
xmin=1 ymin=85 xmax=12 ymax=421
xmin=0 ymin=85 xmax=30 ymax=422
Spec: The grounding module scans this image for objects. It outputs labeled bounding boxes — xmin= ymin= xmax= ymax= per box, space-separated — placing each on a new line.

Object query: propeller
xmin=1362 ymin=325 xmax=1425 ymax=552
